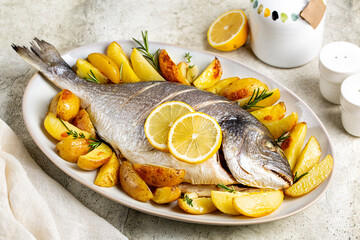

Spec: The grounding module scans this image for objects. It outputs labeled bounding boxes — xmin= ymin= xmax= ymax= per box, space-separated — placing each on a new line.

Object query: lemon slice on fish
xmin=168 ymin=112 xmax=222 ymax=164
xmin=145 ymin=101 xmax=195 ymax=152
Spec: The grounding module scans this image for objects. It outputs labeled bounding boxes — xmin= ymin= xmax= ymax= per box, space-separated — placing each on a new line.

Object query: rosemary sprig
xmin=58 ymin=118 xmax=85 ymax=139
xmin=217 ymin=183 xmax=236 ymax=193
xmin=88 ymin=138 xmax=102 ymax=151
xmin=132 ymin=30 xmax=160 ymax=71
xmin=85 ymin=70 xmax=100 ymax=83
xmin=181 ymin=193 xmax=193 ymax=207
xmin=275 ymin=132 xmax=290 ymax=144
xmin=185 ymin=52 xmax=194 ymax=69
xmin=293 ymin=171 xmax=308 ymax=183
xmin=241 ymin=88 xmax=273 ymax=110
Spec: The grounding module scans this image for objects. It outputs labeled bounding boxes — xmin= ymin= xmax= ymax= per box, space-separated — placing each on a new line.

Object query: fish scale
xmin=13 ymin=39 xmax=293 ymax=188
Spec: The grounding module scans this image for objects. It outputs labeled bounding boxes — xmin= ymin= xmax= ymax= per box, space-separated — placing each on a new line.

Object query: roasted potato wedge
xmin=107 ymin=41 xmax=140 ymax=83
xmin=77 ymin=143 xmax=112 ymax=170
xmin=211 ymin=190 xmax=250 ymax=215
xmin=76 ymin=58 xmax=108 ymax=84
xmin=285 ymin=155 xmax=333 ymax=197
xmin=159 ymin=49 xmax=190 ymax=85
xmin=193 ymin=58 xmax=222 ymax=89
xmin=132 ymin=164 xmax=185 ymax=187
xmin=72 ymin=109 xmax=96 ymax=138
xmin=178 ymin=193 xmax=217 ymax=214
xmin=152 ymin=186 xmax=182 ymax=204
xmin=44 ymin=112 xmax=91 ymax=141
xmin=233 ymin=190 xmax=284 ymax=217
xmin=94 ymin=153 xmax=120 ymax=187
xmin=55 ymin=138 xmax=90 ymax=163
xmin=88 ymin=53 xmax=121 ymax=83
xmin=251 ymin=102 xmax=286 ymax=124
xmin=237 ymin=88 xmax=281 ymax=112
xmin=49 ymin=89 xmax=80 ymax=121
xmin=293 ymin=136 xmax=321 ymax=176
xmin=281 ymin=122 xmax=307 ymax=170
xmin=130 ymin=48 xmax=165 ymax=81
xmin=221 ymin=78 xmax=268 ymax=100
xmin=205 ymin=77 xmax=239 ymax=94
xmin=186 ymin=65 xmax=199 ymax=84
xmin=264 ymin=112 xmax=298 ymax=139
xmin=119 ymin=161 xmax=153 ymax=202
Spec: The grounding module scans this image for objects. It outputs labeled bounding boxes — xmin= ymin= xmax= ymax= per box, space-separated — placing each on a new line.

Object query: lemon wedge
xmin=207 ymin=9 xmax=249 ymax=51
xmin=168 ymin=112 xmax=222 ymax=164
xmin=144 ymin=101 xmax=195 ymax=152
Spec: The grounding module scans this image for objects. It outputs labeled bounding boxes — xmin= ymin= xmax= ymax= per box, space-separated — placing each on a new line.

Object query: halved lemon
xmin=144 ymin=101 xmax=195 ymax=152
xmin=207 ymin=9 xmax=249 ymax=51
xmin=168 ymin=112 xmax=222 ymax=164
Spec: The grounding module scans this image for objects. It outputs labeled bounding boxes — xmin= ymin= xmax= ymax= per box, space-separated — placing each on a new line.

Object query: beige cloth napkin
xmin=0 ymin=119 xmax=127 ymax=240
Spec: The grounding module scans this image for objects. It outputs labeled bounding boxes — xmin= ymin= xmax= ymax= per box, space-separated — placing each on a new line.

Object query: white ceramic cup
xmin=340 ymin=73 xmax=360 ymax=137
xmin=319 ymin=42 xmax=360 ymax=104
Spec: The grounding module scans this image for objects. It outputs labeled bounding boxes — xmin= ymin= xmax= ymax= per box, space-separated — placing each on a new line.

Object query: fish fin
xmin=12 ymin=38 xmax=67 ymax=71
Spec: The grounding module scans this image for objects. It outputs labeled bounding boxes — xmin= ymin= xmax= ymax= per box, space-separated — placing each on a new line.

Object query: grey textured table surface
xmin=1 ymin=0 xmax=359 ymax=239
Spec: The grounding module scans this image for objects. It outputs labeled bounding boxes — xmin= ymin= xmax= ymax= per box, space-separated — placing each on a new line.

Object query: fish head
xmin=221 ymin=116 xmax=293 ymax=189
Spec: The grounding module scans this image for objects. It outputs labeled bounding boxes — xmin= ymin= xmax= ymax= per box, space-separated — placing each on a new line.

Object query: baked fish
xmin=13 ymin=39 xmax=293 ymax=189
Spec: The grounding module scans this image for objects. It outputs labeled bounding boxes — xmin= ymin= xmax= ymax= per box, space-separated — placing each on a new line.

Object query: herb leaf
xmin=185 ymin=52 xmax=194 ymax=69
xmin=182 ymin=193 xmax=193 ymax=207
xmin=275 ymin=132 xmax=291 ymax=144
xmin=85 ymin=70 xmax=100 ymax=83
xmin=241 ymin=88 xmax=273 ymax=110
xmin=293 ymin=171 xmax=308 ymax=183
xmin=217 ymin=183 xmax=236 ymax=193
xmin=132 ymin=30 xmax=160 ymax=72
xmin=88 ymin=138 xmax=102 ymax=151
xmin=58 ymin=118 xmax=85 ymax=139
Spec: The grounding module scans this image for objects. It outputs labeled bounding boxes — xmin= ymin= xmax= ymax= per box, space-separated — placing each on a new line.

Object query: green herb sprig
xmin=58 ymin=118 xmax=85 ymax=139
xmin=217 ymin=183 xmax=236 ymax=193
xmin=181 ymin=193 xmax=193 ymax=207
xmin=132 ymin=30 xmax=160 ymax=71
xmin=88 ymin=138 xmax=102 ymax=151
xmin=275 ymin=132 xmax=291 ymax=144
xmin=184 ymin=52 xmax=194 ymax=69
xmin=293 ymin=171 xmax=308 ymax=183
xmin=85 ymin=70 xmax=100 ymax=83
xmin=241 ymin=88 xmax=273 ymax=110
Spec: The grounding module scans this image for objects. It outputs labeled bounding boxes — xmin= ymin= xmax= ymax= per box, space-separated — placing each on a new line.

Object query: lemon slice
xmin=144 ymin=101 xmax=195 ymax=152
xmin=168 ymin=112 xmax=222 ymax=164
xmin=207 ymin=9 xmax=249 ymax=51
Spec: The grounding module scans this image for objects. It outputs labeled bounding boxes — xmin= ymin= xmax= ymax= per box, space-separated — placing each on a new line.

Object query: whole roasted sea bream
xmin=13 ymin=39 xmax=293 ymax=189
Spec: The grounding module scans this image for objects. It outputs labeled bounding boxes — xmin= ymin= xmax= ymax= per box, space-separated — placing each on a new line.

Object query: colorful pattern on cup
xmin=252 ymin=0 xmax=299 ymax=23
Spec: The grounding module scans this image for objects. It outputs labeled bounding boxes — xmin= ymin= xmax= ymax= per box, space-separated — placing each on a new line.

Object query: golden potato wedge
xmin=44 ymin=112 xmax=91 ymax=141
xmin=55 ymin=138 xmax=90 ymax=163
xmin=186 ymin=65 xmax=199 ymax=84
xmin=87 ymin=53 xmax=121 ymax=83
xmin=76 ymin=58 xmax=108 ymax=84
xmin=77 ymin=143 xmax=112 ymax=170
xmin=251 ymin=102 xmax=286 ymax=124
xmin=130 ymin=48 xmax=165 ymax=81
xmin=94 ymin=153 xmax=120 ymax=187
xmin=177 ymin=62 xmax=188 ymax=79
xmin=72 ymin=109 xmax=96 ymax=138
xmin=221 ymin=78 xmax=268 ymax=101
xmin=119 ymin=161 xmax=153 ymax=202
xmin=49 ymin=90 xmax=80 ymax=121
xmin=152 ymin=186 xmax=182 ymax=204
xmin=178 ymin=193 xmax=217 ymax=214
xmin=237 ymin=88 xmax=281 ymax=112
xmin=281 ymin=122 xmax=307 ymax=170
xmin=264 ymin=112 xmax=298 ymax=139
xmin=107 ymin=41 xmax=140 ymax=83
xmin=132 ymin=164 xmax=185 ymax=187
xmin=193 ymin=58 xmax=222 ymax=89
xmin=159 ymin=49 xmax=190 ymax=85
xmin=285 ymin=155 xmax=333 ymax=197
xmin=233 ymin=190 xmax=284 ymax=217
xmin=293 ymin=136 xmax=321 ymax=177
xmin=205 ymin=77 xmax=239 ymax=94
xmin=211 ymin=190 xmax=250 ymax=215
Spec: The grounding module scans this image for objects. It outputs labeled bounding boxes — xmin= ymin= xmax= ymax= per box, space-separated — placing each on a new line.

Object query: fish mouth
xmin=269 ymin=169 xmax=293 ymax=188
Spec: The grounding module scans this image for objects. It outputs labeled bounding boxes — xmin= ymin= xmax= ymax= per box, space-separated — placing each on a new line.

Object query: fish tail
xmin=12 ymin=38 xmax=69 ymax=72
